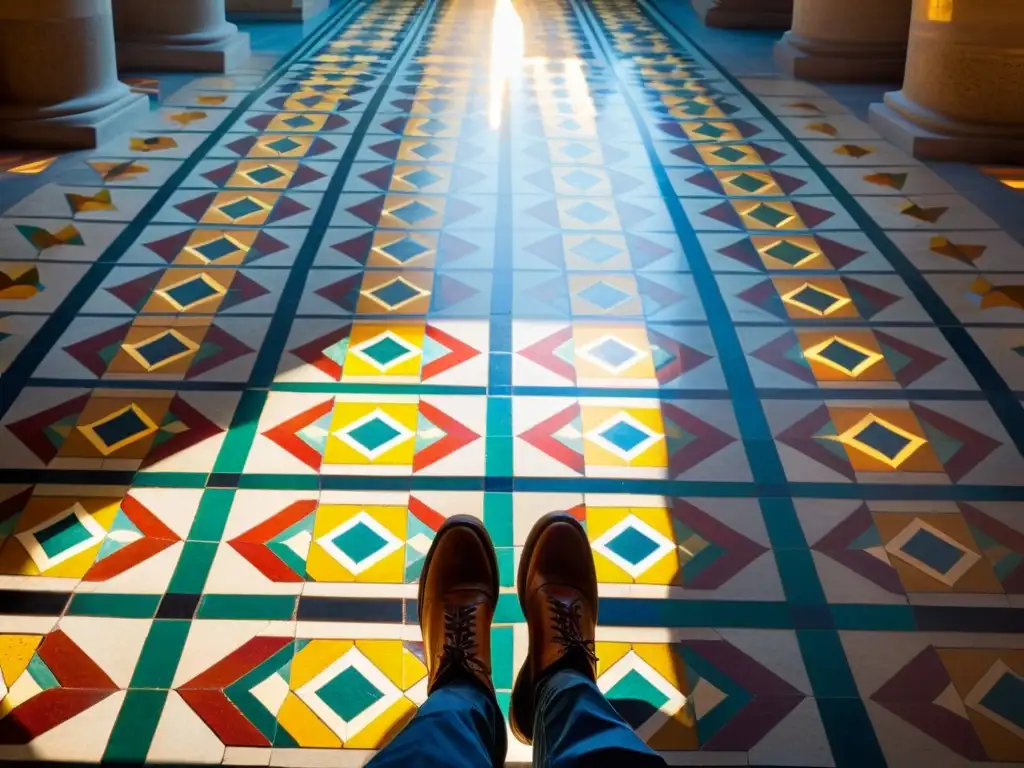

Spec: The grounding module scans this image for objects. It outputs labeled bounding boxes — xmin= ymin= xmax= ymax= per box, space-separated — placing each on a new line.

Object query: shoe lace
xmin=548 ymin=598 xmax=597 ymax=665
xmin=439 ymin=604 xmax=488 ymax=678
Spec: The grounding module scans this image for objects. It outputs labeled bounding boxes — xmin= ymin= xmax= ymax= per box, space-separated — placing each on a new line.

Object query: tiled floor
xmin=1 ymin=0 xmax=1023 ymax=765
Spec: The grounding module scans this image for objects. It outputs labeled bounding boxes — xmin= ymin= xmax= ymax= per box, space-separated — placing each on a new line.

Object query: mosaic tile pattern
xmin=1 ymin=0 xmax=1024 ymax=765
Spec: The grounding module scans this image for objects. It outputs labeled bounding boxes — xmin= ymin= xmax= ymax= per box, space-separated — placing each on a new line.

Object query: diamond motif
xmin=571 ymin=238 xmax=621 ymax=264
xmin=763 ymin=239 xmax=816 ymax=267
xmin=782 ymin=283 xmax=850 ymax=316
xmin=335 ymin=409 xmax=414 ymax=459
xmin=577 ymin=281 xmax=630 ymax=311
xmin=294 ymin=646 xmax=403 ymax=741
xmin=885 ymin=519 xmax=981 ymax=585
xmin=267 ymin=138 xmax=302 ymax=154
xmin=578 ymin=335 xmax=644 ymax=374
xmin=567 ymin=201 xmax=611 ymax=225
xmin=712 ymin=146 xmax=746 ymax=163
xmin=835 ymin=414 xmax=926 ymax=468
xmin=562 ymin=142 xmax=593 ymax=160
xmin=411 ymin=142 xmax=443 ymax=159
xmin=218 ymin=197 xmax=265 ymax=220
xmin=16 ymin=503 xmax=106 ymax=570
xmin=728 ymin=172 xmax=769 ymax=193
xmin=563 ymin=169 xmax=601 ymax=190
xmin=350 ymin=331 xmax=419 ymax=371
xmin=747 ymin=203 xmax=793 ymax=228
xmin=158 ymin=274 xmax=226 ymax=311
xmin=391 ymin=200 xmax=436 ymax=225
xmin=194 ymin=236 xmax=242 ymax=262
xmin=593 ymin=515 xmax=675 ymax=578
xmin=316 ymin=510 xmax=404 ymax=574
xmin=400 ymin=169 xmax=442 ymax=189
xmin=124 ymin=330 xmax=199 ymax=370
xmin=379 ymin=237 xmax=430 ymax=264
xmin=283 ymin=115 xmax=316 ymax=129
xmin=968 ymin=663 xmax=1024 ymax=736
xmin=79 ymin=404 xmax=159 ymax=455
xmin=364 ymin=277 xmax=427 ymax=310
xmin=804 ymin=336 xmax=883 ymax=377
xmin=587 ymin=413 xmax=660 ymax=460
xmin=244 ymin=165 xmax=287 ymax=185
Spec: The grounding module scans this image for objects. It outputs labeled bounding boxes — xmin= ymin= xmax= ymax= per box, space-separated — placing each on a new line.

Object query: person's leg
xmin=509 ymin=512 xmax=666 ymax=767
xmin=371 ymin=515 xmax=507 ymax=768
xmin=533 ymin=668 xmax=665 ymax=767
xmin=368 ymin=677 xmax=505 ymax=768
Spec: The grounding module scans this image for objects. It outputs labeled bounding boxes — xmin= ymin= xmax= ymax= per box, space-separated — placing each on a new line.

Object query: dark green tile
xmin=131 ymin=620 xmax=191 ymax=689
xmin=816 ymin=697 xmax=886 ymax=768
xmin=491 ymin=626 xmax=514 ymax=689
xmin=797 ymin=629 xmax=859 ymax=698
xmin=103 ymin=689 xmax=167 ymax=763
xmin=187 ymin=489 xmax=235 ymax=542
xmin=67 ymin=593 xmax=160 ymax=618
xmin=484 ymin=492 xmax=513 ymax=547
xmin=167 ymin=541 xmax=218 ymax=594
xmin=198 ymin=594 xmax=297 ymax=620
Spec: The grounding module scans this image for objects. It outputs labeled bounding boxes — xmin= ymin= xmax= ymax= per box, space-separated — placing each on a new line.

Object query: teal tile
xmin=103 ymin=689 xmax=166 ymax=763
xmin=67 ymin=593 xmax=160 ymax=618
xmin=797 ymin=629 xmax=859 ymax=698
xmin=494 ymin=594 xmax=525 ymax=624
xmin=212 ymin=389 xmax=268 ymax=474
xmin=166 ymin=541 xmax=218 ymax=594
xmin=198 ymin=594 xmax=297 ymax=620
xmin=484 ymin=493 xmax=513 ymax=547
xmin=187 ymin=489 xmax=235 ymax=541
xmin=130 ymin=620 xmax=190 ymax=689
xmin=485 ymin=436 xmax=514 ymax=478
xmin=496 ymin=547 xmax=516 ymax=588
xmin=491 ymin=626 xmax=513 ymax=689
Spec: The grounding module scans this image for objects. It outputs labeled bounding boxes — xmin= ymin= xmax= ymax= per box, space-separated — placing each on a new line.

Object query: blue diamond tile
xmin=392 ymin=201 xmax=436 ymax=225
xmin=567 ymin=202 xmax=611 ymax=225
xmin=604 ymin=526 xmax=662 ymax=567
xmin=401 ymin=169 xmax=443 ymax=189
xmin=267 ymin=138 xmax=302 ymax=154
xmin=246 ymin=166 xmax=287 ymax=185
xmin=571 ymin=238 xmax=621 ymax=264
xmin=562 ymin=170 xmax=601 ymax=190
xmin=599 ymin=419 xmax=651 ymax=454
xmin=368 ymin=278 xmax=423 ymax=308
xmin=316 ymin=666 xmax=385 ymax=723
xmin=195 ymin=237 xmax=240 ymax=261
xmin=219 ymin=197 xmax=264 ymax=221
xmin=380 ymin=237 xmax=430 ymax=263
xmin=588 ymin=338 xmax=638 ymax=369
xmin=899 ymin=528 xmax=966 ymax=575
xmin=578 ymin=281 xmax=629 ymax=310
xmin=347 ymin=417 xmax=403 ymax=452
xmin=412 ymin=142 xmax=443 ymax=159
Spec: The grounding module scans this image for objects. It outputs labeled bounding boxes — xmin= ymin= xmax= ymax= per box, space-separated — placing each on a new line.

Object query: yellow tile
xmin=400 ymin=645 xmax=428 ymax=690
xmin=594 ymin=641 xmax=632 ymax=678
xmin=277 ymin=692 xmax=341 ymax=748
xmin=290 ymin=639 xmax=352 ymax=690
xmin=323 ymin=402 xmax=418 ymax=466
xmin=346 ymin=697 xmax=417 ymax=749
xmin=344 ymin=323 xmax=425 ymax=381
xmin=0 ymin=635 xmax=41 ymax=687
xmin=356 ymin=640 xmax=405 ymax=687
xmin=635 ymin=644 xmax=688 ymax=692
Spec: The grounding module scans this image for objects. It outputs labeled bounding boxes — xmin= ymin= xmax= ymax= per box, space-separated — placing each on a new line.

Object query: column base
xmin=117 ymin=31 xmax=251 ymax=73
xmin=774 ymin=33 xmax=906 ymax=82
xmin=692 ymin=0 xmax=793 ymax=29
xmin=226 ymin=0 xmax=330 ymax=21
xmin=869 ymin=92 xmax=1024 ymax=164
xmin=0 ymin=91 xmax=149 ymax=150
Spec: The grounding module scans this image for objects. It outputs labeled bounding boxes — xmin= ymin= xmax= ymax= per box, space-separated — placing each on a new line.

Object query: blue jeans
xmin=369 ymin=669 xmax=666 ymax=767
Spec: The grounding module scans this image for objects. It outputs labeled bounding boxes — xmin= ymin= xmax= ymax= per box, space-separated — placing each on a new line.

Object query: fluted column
xmin=692 ymin=0 xmax=793 ymax=30
xmin=113 ymin=0 xmax=251 ymax=72
xmin=869 ymin=0 xmax=1024 ymax=163
xmin=226 ymin=0 xmax=330 ymax=21
xmin=0 ymin=0 xmax=148 ymax=148
xmin=775 ymin=0 xmax=912 ymax=81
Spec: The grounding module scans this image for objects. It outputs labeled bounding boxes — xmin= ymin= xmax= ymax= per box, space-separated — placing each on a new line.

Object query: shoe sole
xmin=417 ymin=514 xmax=499 ymax=615
xmin=509 ymin=511 xmax=591 ymax=746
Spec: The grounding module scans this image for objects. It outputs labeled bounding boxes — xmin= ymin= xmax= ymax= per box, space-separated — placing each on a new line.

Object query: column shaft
xmin=0 ymin=0 xmax=148 ymax=147
xmin=692 ymin=0 xmax=793 ymax=30
xmin=869 ymin=0 xmax=1024 ymax=162
xmin=113 ymin=0 xmax=251 ymax=72
xmin=775 ymin=0 xmax=912 ymax=81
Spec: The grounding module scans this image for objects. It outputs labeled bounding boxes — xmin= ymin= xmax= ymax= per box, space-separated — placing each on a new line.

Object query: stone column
xmin=113 ymin=0 xmax=251 ymax=72
xmin=775 ymin=0 xmax=912 ymax=81
xmin=692 ymin=0 xmax=793 ymax=30
xmin=869 ymin=0 xmax=1024 ymax=163
xmin=0 ymin=0 xmax=148 ymax=148
xmin=226 ymin=0 xmax=330 ymax=22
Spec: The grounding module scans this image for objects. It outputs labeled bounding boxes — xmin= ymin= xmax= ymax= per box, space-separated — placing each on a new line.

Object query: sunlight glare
xmin=489 ymin=0 xmax=525 ymax=130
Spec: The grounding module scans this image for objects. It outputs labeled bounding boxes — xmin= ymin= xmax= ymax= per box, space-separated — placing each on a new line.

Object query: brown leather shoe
xmin=418 ymin=515 xmax=498 ymax=695
xmin=510 ymin=512 xmax=598 ymax=744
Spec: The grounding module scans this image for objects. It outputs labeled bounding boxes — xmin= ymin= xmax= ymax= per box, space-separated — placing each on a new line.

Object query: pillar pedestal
xmin=0 ymin=0 xmax=148 ymax=148
xmin=774 ymin=0 xmax=911 ymax=81
xmin=869 ymin=0 xmax=1024 ymax=163
xmin=692 ymin=0 xmax=793 ymax=30
xmin=226 ymin=0 xmax=329 ymax=21
xmin=113 ymin=0 xmax=251 ymax=72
